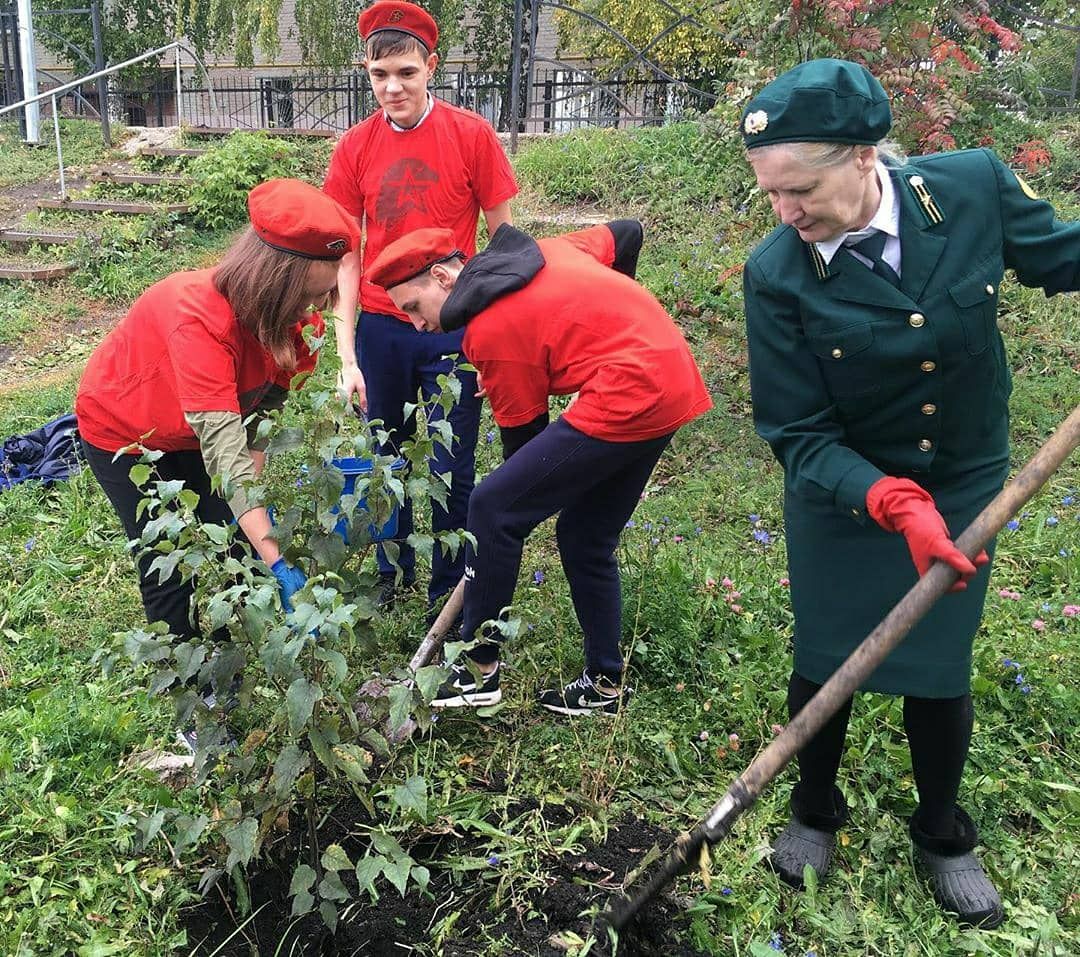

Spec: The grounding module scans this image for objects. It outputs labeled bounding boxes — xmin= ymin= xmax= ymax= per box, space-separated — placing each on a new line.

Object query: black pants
xmin=788 ymin=671 xmax=974 ymax=840
xmin=81 ymin=438 xmax=235 ymax=642
xmin=462 ymin=418 xmax=672 ymax=683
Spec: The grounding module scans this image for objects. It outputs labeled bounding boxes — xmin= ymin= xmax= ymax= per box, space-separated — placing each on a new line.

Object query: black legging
xmin=81 ymin=437 xmax=237 ymax=643
xmin=788 ymin=671 xmax=974 ymax=838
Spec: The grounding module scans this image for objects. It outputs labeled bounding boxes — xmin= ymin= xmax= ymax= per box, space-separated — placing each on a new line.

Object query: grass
xmin=0 ymin=118 xmax=121 ymax=190
xmin=1 ymin=113 xmax=1079 ymax=956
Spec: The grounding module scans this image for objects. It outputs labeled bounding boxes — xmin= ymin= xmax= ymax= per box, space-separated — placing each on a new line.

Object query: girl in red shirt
xmin=76 ymin=180 xmax=358 ymax=748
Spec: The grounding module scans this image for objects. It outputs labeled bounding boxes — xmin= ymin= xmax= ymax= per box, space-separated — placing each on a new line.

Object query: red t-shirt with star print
xmin=323 ymin=99 xmax=518 ymax=322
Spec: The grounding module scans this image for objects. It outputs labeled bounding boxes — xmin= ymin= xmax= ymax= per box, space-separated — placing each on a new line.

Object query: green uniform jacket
xmin=744 ymin=147 xmax=1080 ymax=696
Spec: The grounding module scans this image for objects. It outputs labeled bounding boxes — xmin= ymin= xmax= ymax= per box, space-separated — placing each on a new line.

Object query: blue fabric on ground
xmin=0 ymin=413 xmax=83 ymax=491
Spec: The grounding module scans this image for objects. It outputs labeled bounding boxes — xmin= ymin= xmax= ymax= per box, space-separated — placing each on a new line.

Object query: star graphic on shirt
xmin=376 ymin=158 xmax=440 ymax=231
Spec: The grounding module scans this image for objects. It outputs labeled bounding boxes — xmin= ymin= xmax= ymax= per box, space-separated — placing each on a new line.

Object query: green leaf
xmin=291 ymin=887 xmax=315 ymax=916
xmin=271 ymin=744 xmax=310 ymax=799
xmin=314 ymin=647 xmax=349 ymax=685
xmin=203 ymin=523 xmax=230 ymax=545
xmin=128 ymin=463 xmax=151 ymax=487
xmin=286 ymin=678 xmax=321 ymax=733
xmin=333 ymin=744 xmax=373 ymax=784
xmin=308 ymin=530 xmax=348 ymax=571
xmin=381 ymin=856 xmax=412 ymax=897
xmin=354 ymin=855 xmax=383 ymax=894
xmin=386 ymin=683 xmax=413 ymax=733
xmin=410 ymin=865 xmax=430 ymax=893
xmin=318 ymin=870 xmax=350 ymax=902
xmin=319 ymin=900 xmax=339 ymax=932
xmin=321 ymin=843 xmax=353 ymax=872
xmin=308 ymin=726 xmax=337 ymax=771
xmin=392 ymin=775 xmax=428 ymax=819
xmin=173 ymin=643 xmax=207 ymax=683
xmin=267 ymin=427 xmax=306 ymax=453
xmin=414 ymin=665 xmax=447 ymax=704
xmin=370 ymin=831 xmax=407 ymax=860
xmin=289 ymin=863 xmax=317 ymax=897
xmin=174 ymin=813 xmax=209 ymax=854
xmin=224 ymin=817 xmax=258 ymax=871
xmin=135 ymin=809 xmax=166 ymax=850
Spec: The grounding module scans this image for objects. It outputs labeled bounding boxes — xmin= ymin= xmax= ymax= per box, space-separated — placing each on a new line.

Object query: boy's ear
xmin=426 ymin=52 xmax=439 ymax=76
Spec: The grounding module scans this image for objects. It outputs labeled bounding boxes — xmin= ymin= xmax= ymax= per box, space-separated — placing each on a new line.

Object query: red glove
xmin=866 ymin=477 xmax=989 ymax=592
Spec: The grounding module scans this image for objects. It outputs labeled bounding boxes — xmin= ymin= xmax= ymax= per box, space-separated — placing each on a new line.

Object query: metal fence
xmin=93 ymin=65 xmax=713 ymax=134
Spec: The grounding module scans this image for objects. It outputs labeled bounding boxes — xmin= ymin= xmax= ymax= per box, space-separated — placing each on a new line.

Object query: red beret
xmin=367 ymin=227 xmax=462 ymax=290
xmin=358 ymin=1 xmax=438 ymax=52
xmin=247 ymin=179 xmax=360 ymax=261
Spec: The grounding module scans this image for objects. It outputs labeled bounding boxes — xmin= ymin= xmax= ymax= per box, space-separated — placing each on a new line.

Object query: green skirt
xmin=784 ymin=466 xmax=1007 ymax=698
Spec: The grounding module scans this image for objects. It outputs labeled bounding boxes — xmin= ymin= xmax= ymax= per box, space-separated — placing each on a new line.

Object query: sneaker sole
xmin=431 ymin=689 xmax=502 ymax=709
xmin=539 ymin=702 xmax=618 ymax=716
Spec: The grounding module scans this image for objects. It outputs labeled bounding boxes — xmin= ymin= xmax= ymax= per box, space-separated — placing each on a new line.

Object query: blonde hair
xmin=748 ymin=139 xmax=907 ymax=168
xmin=213 ymin=227 xmax=335 ymax=370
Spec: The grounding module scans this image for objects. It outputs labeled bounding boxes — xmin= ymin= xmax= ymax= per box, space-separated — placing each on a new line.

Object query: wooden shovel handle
xmin=407 ymin=575 xmax=466 ymax=673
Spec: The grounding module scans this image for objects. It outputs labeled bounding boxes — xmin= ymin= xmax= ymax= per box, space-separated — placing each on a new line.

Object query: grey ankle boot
xmin=769 ymin=785 xmax=847 ymax=888
xmin=911 ymin=807 xmax=1004 ymax=929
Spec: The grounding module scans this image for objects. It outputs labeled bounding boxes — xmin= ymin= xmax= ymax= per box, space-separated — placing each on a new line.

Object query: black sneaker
xmin=430 ymin=659 xmax=502 ymax=708
xmin=538 ymin=671 xmax=625 ymax=716
xmin=375 ymin=573 xmax=415 ymax=611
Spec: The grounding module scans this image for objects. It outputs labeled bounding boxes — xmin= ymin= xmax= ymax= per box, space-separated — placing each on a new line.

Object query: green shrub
xmin=188 ymin=132 xmax=324 ymax=229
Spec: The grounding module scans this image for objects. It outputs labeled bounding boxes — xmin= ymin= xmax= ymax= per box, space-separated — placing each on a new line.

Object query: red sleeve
xmin=169 ymin=319 xmax=241 ymax=414
xmin=323 ymin=130 xmax=365 ymax=218
xmin=553 ymin=225 xmax=616 ymax=266
xmin=478 ymin=358 xmax=549 ymax=427
xmin=469 ymin=122 xmax=519 ymax=211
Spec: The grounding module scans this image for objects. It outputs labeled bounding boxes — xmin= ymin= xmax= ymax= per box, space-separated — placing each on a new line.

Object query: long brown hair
xmin=214 ymin=227 xmax=333 ymax=370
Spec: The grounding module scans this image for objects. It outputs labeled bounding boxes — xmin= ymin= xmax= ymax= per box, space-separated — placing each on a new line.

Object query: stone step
xmin=0 ymin=261 xmax=76 ymax=280
xmin=183 ymin=125 xmax=337 ymax=139
xmin=36 ymin=199 xmax=191 ymax=215
xmin=92 ymin=170 xmax=191 ymax=186
xmin=0 ymin=228 xmax=83 ymax=248
xmin=139 ymin=147 xmax=207 ymax=158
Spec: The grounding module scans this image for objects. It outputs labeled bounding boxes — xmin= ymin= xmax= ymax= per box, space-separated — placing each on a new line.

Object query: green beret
xmin=741 ymin=58 xmax=891 ymax=149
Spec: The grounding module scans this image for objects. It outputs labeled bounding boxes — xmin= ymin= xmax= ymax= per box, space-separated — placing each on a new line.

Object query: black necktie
xmin=847 ymin=230 xmax=901 ymax=288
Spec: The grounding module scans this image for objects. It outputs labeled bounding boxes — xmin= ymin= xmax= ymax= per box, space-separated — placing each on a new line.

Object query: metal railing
xmin=0 ymin=40 xmax=219 ymax=199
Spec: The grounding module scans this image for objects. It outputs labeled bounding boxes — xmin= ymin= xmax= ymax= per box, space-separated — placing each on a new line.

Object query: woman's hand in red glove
xmin=866 ymin=477 xmax=989 ymax=592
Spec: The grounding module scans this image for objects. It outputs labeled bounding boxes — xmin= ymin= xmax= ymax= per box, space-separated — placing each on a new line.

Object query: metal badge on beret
xmin=743 ymin=110 xmax=769 ymax=136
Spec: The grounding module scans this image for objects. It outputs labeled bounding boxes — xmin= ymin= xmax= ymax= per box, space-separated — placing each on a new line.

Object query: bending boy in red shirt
xmin=367 ymin=222 xmax=712 ymax=715
xmin=323 ymin=0 xmax=518 ymax=613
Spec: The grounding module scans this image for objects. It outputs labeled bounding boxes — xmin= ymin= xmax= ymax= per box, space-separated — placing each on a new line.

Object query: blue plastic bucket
xmin=330 ymin=456 xmax=407 ymax=543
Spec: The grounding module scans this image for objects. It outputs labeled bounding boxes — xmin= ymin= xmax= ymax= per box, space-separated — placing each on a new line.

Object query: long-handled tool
xmin=600 ymin=403 xmax=1080 ymax=932
xmin=353 ymin=575 xmax=466 ymax=742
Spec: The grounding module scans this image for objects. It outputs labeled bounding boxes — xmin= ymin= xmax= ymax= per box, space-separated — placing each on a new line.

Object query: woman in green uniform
xmin=740 ymin=59 xmax=1080 ymax=927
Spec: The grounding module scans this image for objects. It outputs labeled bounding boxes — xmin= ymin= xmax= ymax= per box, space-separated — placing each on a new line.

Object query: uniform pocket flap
xmin=807 ymin=323 xmax=874 ymax=361
xmin=948 ymin=272 xmax=995 ymax=308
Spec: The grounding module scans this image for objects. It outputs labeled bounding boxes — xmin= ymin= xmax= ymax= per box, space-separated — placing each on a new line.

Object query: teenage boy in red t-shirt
xmin=365 ymin=222 xmax=713 ymax=716
xmin=323 ymin=0 xmax=518 ymax=613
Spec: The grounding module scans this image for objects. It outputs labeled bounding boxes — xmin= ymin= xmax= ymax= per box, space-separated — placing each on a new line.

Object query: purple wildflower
xmin=1015 ymin=674 xmax=1024 ymax=685
xmin=650 ymin=537 xmax=660 ymax=545
xmin=721 ymin=887 xmax=732 ymax=896
xmin=1047 ymin=516 xmax=1059 ymax=527
xmin=749 ymin=513 xmax=760 ymax=524
xmin=1063 ymin=495 xmax=1075 ymax=506
xmin=24 ymin=538 xmax=35 ymax=552
xmin=487 ymin=855 xmax=500 ymax=866
xmin=484 ymin=430 xmax=496 ymax=444
xmin=1006 ymin=519 xmax=1020 ymax=531
xmin=1021 ymin=685 xmax=1032 ymax=694
xmin=769 ymin=933 xmax=783 ymax=952
xmin=625 ymin=519 xmax=635 ymax=529
xmin=753 ymin=529 xmax=772 ymax=544
xmin=532 ymin=570 xmax=545 ymax=585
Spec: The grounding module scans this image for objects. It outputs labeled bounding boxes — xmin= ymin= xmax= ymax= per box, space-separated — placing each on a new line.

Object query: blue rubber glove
xmin=271 ymin=558 xmax=307 ymax=612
